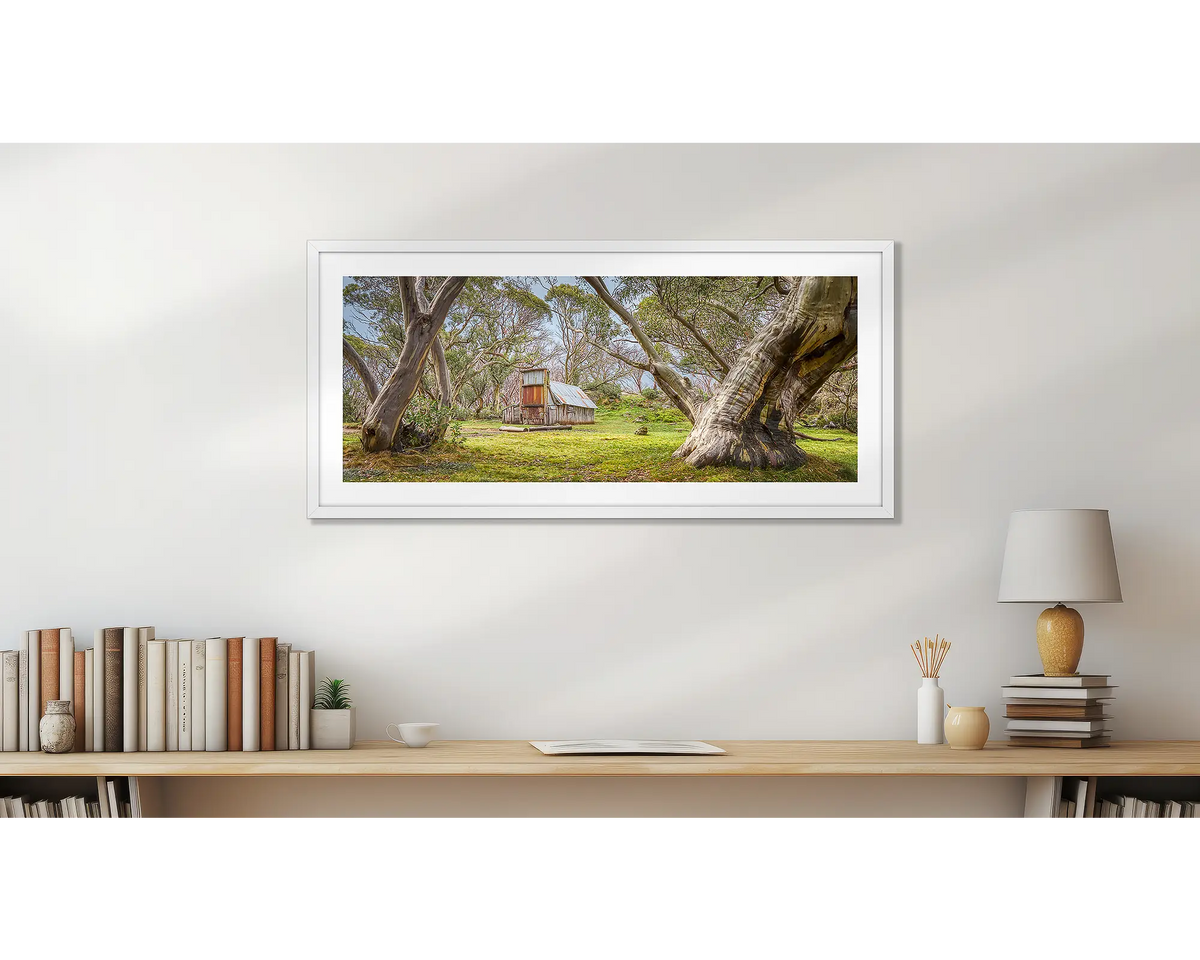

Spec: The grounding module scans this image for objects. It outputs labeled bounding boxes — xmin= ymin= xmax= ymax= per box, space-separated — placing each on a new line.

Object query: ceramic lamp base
xmin=1037 ymin=603 xmax=1084 ymax=677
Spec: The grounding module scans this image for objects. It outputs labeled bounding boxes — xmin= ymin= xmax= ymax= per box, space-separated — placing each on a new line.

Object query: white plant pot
xmin=311 ymin=708 xmax=356 ymax=750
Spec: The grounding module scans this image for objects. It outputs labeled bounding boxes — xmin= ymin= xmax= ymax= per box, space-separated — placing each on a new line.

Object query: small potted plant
xmin=310 ymin=678 xmax=356 ymax=749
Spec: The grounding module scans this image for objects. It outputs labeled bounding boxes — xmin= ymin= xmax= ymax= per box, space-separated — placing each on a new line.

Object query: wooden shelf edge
xmin=4 ymin=740 xmax=1200 ymax=778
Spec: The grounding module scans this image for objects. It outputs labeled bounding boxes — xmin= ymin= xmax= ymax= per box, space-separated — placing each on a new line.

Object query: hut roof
xmin=547 ymin=381 xmax=596 ymax=409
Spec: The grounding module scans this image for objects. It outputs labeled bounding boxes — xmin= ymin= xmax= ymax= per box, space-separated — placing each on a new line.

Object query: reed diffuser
xmin=911 ymin=635 xmax=951 ymax=744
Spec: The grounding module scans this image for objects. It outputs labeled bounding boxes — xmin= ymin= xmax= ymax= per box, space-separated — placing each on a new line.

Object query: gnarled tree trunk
xmin=360 ymin=276 xmax=466 ymax=453
xmin=675 ymin=276 xmax=856 ymax=469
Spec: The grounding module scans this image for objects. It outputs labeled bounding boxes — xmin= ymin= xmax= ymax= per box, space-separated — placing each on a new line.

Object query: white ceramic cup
xmin=386 ymin=722 xmax=440 ymax=748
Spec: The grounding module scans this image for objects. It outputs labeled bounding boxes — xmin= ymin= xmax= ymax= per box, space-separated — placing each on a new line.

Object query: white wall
xmin=3 ymin=145 xmax=1198 ymax=815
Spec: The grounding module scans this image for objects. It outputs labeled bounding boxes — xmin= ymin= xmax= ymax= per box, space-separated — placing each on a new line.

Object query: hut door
xmin=521 ymin=383 xmax=544 ymax=406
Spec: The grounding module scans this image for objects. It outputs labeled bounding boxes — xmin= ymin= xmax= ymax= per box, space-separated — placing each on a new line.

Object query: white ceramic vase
xmin=916 ymin=678 xmax=944 ymax=745
xmin=40 ymin=700 xmax=76 ymax=754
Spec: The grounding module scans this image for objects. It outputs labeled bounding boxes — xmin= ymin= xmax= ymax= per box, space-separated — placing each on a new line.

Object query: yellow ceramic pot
xmin=944 ymin=706 xmax=989 ymax=750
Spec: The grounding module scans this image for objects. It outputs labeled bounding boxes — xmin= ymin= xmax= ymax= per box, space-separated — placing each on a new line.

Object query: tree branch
xmin=343 ymin=336 xmax=380 ymax=402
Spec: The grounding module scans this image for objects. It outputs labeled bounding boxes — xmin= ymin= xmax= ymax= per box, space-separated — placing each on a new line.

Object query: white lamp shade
xmin=998 ymin=509 xmax=1122 ymax=603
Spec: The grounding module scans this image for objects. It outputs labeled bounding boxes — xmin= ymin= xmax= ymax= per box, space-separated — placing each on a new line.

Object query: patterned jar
xmin=39 ymin=700 xmax=76 ymax=754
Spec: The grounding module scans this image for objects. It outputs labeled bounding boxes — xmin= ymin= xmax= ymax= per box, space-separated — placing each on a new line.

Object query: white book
xmin=146 ymin=640 xmax=167 ymax=751
xmin=1167 ymin=800 xmax=1183 ymax=818
xmin=1023 ymin=776 xmax=1062 ymax=818
xmin=138 ymin=626 xmax=153 ymax=751
xmin=96 ymin=776 xmax=110 ymax=818
xmin=1001 ymin=686 xmax=1116 ymax=700
xmin=17 ymin=634 xmax=29 ymax=751
xmin=107 ymin=780 xmax=119 ymax=817
xmin=2 ymin=651 xmax=18 ymax=751
xmin=122 ymin=627 xmax=138 ymax=751
xmin=178 ymin=640 xmax=191 ymax=750
xmin=288 ymin=650 xmax=301 ymax=750
xmin=1006 ymin=719 xmax=1112 ymax=733
xmin=59 ymin=627 xmax=74 ymax=722
xmin=166 ymin=640 xmax=179 ymax=751
xmin=205 ymin=638 xmax=227 ymax=751
xmin=191 ymin=639 xmax=206 ymax=751
xmin=83 ymin=648 xmax=94 ymax=753
xmin=1007 ymin=728 xmax=1111 ymax=739
xmin=28 ymin=629 xmax=39 ymax=751
xmin=299 ymin=650 xmax=314 ymax=750
xmin=242 ymin=637 xmax=260 ymax=751
xmin=1008 ymin=674 xmax=1112 ymax=687
xmin=275 ymin=642 xmax=291 ymax=750
xmin=92 ymin=628 xmax=105 ymax=752
xmin=0 ymin=658 xmax=4 ymax=751
xmin=129 ymin=777 xmax=142 ymax=818
xmin=529 ymin=740 xmax=727 ymax=755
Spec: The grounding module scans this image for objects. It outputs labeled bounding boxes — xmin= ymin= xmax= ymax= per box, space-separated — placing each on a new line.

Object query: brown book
xmin=103 ymin=626 xmax=123 ymax=752
xmin=259 ymin=637 xmax=276 ymax=751
xmin=1005 ymin=703 xmax=1109 ymax=720
xmin=40 ymin=627 xmax=60 ymax=718
xmin=1007 ymin=736 xmax=1112 ymax=748
xmin=73 ymin=651 xmax=86 ymax=752
xmin=227 ymin=638 xmax=243 ymax=751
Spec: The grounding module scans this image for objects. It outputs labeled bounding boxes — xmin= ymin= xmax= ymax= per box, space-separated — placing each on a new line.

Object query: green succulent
xmin=314 ymin=678 xmax=353 ymax=710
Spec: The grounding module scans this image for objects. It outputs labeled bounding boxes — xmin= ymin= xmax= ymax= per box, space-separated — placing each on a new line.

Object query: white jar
xmin=916 ymin=678 xmax=944 ymax=744
xmin=40 ymin=700 xmax=76 ymax=754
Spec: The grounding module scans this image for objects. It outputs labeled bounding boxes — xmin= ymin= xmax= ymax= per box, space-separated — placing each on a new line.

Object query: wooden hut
xmin=503 ymin=368 xmax=596 ymax=426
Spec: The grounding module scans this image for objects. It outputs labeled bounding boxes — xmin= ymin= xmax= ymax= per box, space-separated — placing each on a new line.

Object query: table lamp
xmin=998 ymin=508 xmax=1122 ymax=677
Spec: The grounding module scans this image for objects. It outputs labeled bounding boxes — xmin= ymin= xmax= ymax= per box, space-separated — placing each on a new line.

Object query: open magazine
xmin=530 ymin=740 xmax=725 ymax=756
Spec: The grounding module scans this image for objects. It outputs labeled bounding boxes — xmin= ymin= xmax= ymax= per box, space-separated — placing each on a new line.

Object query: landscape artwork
xmin=309 ymin=242 xmax=893 ymax=518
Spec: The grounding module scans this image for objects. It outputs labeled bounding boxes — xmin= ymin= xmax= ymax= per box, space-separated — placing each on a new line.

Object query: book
xmin=1024 ymin=776 xmax=1063 ymax=817
xmin=1005 ymin=727 xmax=1110 ymax=738
xmin=227 ymin=638 xmax=243 ymax=751
xmin=275 ymin=641 xmax=291 ymax=750
xmin=95 ymin=777 xmax=110 ymax=818
xmin=59 ymin=628 xmax=74 ymax=725
xmin=28 ymin=630 xmax=40 ymax=751
xmin=83 ymin=648 xmax=94 ymax=753
xmin=166 ymin=640 xmax=179 ymax=750
xmin=191 ymin=639 xmax=206 ymax=751
xmin=18 ymin=633 xmax=29 ymax=751
xmin=1008 ymin=674 xmax=1111 ymax=687
xmin=91 ymin=628 xmax=104 ymax=752
xmin=146 ymin=640 xmax=166 ymax=751
xmin=178 ymin=639 xmax=191 ymax=750
xmin=73 ymin=651 xmax=86 ymax=752
xmin=107 ymin=780 xmax=119 ymax=817
xmin=288 ymin=649 xmax=300 ymax=749
xmin=3 ymin=652 xmax=18 ymax=751
xmin=259 ymin=637 xmax=276 ymax=751
xmin=242 ymin=637 xmax=260 ymax=751
xmin=529 ymin=740 xmax=727 ymax=755
xmin=1001 ymin=686 xmax=1115 ymax=700
xmin=123 ymin=627 xmax=138 ymax=752
xmin=129 ymin=777 xmax=142 ymax=818
xmin=1004 ymin=703 xmax=1109 ymax=719
xmin=299 ymin=650 xmax=313 ymax=750
xmin=1006 ymin=719 xmax=1111 ymax=733
xmin=1083 ymin=775 xmax=1098 ymax=818
xmin=204 ymin=638 xmax=226 ymax=751
xmin=138 ymin=627 xmax=153 ymax=751
xmin=40 ymin=626 xmax=59 ymax=718
xmin=1008 ymin=736 xmax=1111 ymax=748
xmin=103 ymin=627 xmax=123 ymax=752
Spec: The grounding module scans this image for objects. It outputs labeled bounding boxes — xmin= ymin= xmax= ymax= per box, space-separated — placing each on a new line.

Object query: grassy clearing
xmin=342 ymin=398 xmax=857 ymax=483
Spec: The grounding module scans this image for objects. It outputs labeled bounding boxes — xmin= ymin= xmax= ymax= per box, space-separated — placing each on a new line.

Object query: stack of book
xmin=0 ymin=629 xmax=319 ymax=753
xmin=1001 ymin=674 xmax=1115 ymax=748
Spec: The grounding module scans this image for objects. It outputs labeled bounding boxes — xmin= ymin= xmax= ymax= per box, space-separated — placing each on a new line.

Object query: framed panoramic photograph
xmin=307 ymin=240 xmax=894 ymax=518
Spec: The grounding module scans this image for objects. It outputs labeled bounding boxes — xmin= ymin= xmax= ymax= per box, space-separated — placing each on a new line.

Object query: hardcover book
xmin=259 ymin=637 xmax=276 ymax=752
xmin=1009 ymin=735 xmax=1112 ymax=748
xmin=191 ymin=639 xmax=206 ymax=751
xmin=288 ymin=649 xmax=300 ymax=750
xmin=59 ymin=628 xmax=74 ymax=725
xmin=178 ymin=640 xmax=191 ymax=751
xmin=242 ymin=637 xmax=260 ymax=751
xmin=146 ymin=640 xmax=167 ymax=752
xmin=299 ymin=650 xmax=313 ymax=750
xmin=73 ymin=651 xmax=86 ymax=752
xmin=1000 ymin=686 xmax=1115 ymax=700
xmin=28 ymin=630 xmax=39 ymax=751
xmin=2 ymin=651 xmax=18 ymax=752
xmin=227 ymin=638 xmax=243 ymax=752
xmin=18 ymin=633 xmax=30 ymax=751
xmin=1008 ymin=674 xmax=1111 ymax=687
xmin=1004 ymin=703 xmax=1108 ymax=719
xmin=166 ymin=639 xmax=179 ymax=751
xmin=275 ymin=641 xmax=291 ymax=750
xmin=123 ymin=627 xmax=138 ymax=752
xmin=84 ymin=648 xmax=94 ymax=753
xmin=137 ymin=627 xmax=154 ymax=751
xmin=204 ymin=638 xmax=226 ymax=752
xmin=40 ymin=626 xmax=59 ymax=719
xmin=91 ymin=628 xmax=104 ymax=752
xmin=103 ymin=627 xmax=123 ymax=752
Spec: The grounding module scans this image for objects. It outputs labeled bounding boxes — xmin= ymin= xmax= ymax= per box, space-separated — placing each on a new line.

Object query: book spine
xmin=91 ymin=629 xmax=104 ymax=752
xmin=59 ymin=628 xmax=74 ymax=726
xmin=73 ymin=651 xmax=86 ymax=752
xmin=299 ymin=650 xmax=313 ymax=750
xmin=18 ymin=634 xmax=29 ymax=751
xmin=227 ymin=638 xmax=243 ymax=751
xmin=166 ymin=640 xmax=178 ymax=750
xmin=146 ymin=640 xmax=166 ymax=752
xmin=2 ymin=652 xmax=18 ymax=751
xmin=242 ymin=637 xmax=260 ymax=751
xmin=259 ymin=638 xmax=276 ymax=752
xmin=137 ymin=627 xmax=153 ymax=751
xmin=28 ymin=630 xmax=40 ymax=751
xmin=178 ymin=640 xmax=191 ymax=751
xmin=274 ymin=642 xmax=290 ymax=750
xmin=123 ymin=627 xmax=138 ymax=752
xmin=40 ymin=627 xmax=59 ymax=720
xmin=205 ymin=638 xmax=226 ymax=751
xmin=191 ymin=639 xmax=206 ymax=751
xmin=288 ymin=650 xmax=300 ymax=750
xmin=83 ymin=648 xmax=94 ymax=753
xmin=103 ymin=627 xmax=123 ymax=752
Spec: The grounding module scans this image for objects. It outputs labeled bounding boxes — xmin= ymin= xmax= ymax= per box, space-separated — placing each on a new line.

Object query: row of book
xmin=1099 ymin=795 xmax=1198 ymax=818
xmin=0 ymin=628 xmax=318 ymax=752
xmin=1001 ymin=673 xmax=1115 ymax=748
xmin=0 ymin=777 xmax=143 ymax=817
xmin=1026 ymin=776 xmax=1200 ymax=817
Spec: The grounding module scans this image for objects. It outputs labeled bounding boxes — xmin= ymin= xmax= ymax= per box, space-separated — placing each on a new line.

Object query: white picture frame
xmin=308 ymin=240 xmax=894 ymax=519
